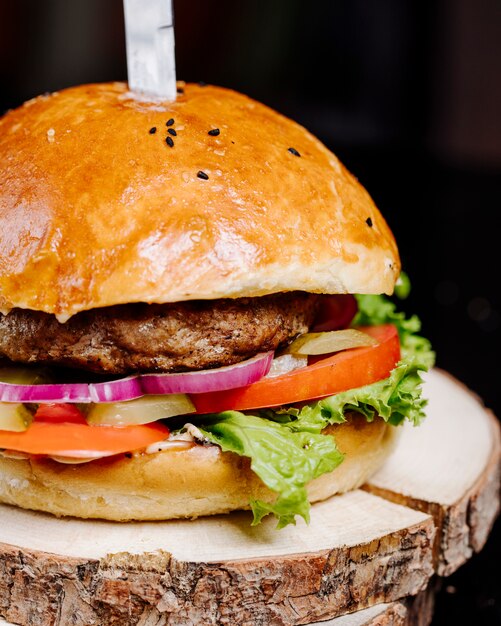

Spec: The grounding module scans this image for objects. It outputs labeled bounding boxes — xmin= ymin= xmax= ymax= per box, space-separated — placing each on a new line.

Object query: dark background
xmin=1 ymin=1 xmax=500 ymax=623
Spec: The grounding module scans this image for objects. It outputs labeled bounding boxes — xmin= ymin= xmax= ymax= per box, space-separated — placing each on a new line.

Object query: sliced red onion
xmin=140 ymin=352 xmax=274 ymax=395
xmin=0 ymin=381 xmax=91 ymax=404
xmin=0 ymin=376 xmax=143 ymax=404
xmin=89 ymin=376 xmax=143 ymax=403
xmin=0 ymin=353 xmax=273 ymax=404
xmin=312 ymin=295 xmax=358 ymax=332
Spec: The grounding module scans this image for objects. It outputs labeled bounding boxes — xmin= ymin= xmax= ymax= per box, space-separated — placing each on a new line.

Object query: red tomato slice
xmin=0 ymin=421 xmax=169 ymax=458
xmin=193 ymin=324 xmax=400 ymax=413
xmin=34 ymin=403 xmax=87 ymax=424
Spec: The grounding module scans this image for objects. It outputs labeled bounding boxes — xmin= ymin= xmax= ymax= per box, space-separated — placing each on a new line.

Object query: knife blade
xmin=123 ymin=0 xmax=176 ymax=100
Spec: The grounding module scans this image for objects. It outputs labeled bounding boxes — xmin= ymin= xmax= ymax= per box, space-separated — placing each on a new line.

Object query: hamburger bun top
xmin=0 ymin=82 xmax=400 ymax=321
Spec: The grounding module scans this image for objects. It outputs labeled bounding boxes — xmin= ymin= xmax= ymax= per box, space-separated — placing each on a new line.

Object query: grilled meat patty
xmin=0 ymin=293 xmax=320 ymax=374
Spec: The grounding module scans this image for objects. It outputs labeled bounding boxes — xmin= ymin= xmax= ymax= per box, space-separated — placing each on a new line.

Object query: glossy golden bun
xmin=0 ymin=82 xmax=399 ymax=321
xmin=0 ymin=416 xmax=396 ymax=521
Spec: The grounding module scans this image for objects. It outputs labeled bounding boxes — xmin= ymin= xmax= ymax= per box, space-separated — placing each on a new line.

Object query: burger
xmin=0 ymin=82 xmax=433 ymax=528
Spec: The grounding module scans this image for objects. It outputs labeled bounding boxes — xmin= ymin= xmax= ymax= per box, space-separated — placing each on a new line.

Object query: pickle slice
xmin=0 ymin=403 xmax=34 ymax=432
xmin=285 ymin=329 xmax=379 ymax=356
xmin=0 ymin=367 xmax=50 ymax=430
xmin=86 ymin=394 xmax=196 ymax=426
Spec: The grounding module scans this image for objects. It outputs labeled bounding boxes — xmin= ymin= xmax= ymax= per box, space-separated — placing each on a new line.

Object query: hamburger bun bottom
xmin=0 ymin=415 xmax=397 ymax=521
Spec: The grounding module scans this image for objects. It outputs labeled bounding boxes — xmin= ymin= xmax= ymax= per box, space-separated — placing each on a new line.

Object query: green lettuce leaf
xmin=197 ymin=412 xmax=344 ymax=528
xmin=353 ymin=293 xmax=435 ymax=368
xmin=274 ymin=359 xmax=427 ymax=431
xmin=198 ymin=358 xmax=427 ymax=528
xmin=197 ymin=285 xmax=433 ymax=528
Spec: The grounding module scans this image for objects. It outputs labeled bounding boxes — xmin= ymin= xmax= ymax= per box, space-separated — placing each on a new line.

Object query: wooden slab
xmin=0 ymin=494 xmax=434 ymax=626
xmin=313 ymin=583 xmax=435 ymax=626
xmin=0 ymin=369 xmax=498 ymax=626
xmin=0 ymin=585 xmax=436 ymax=626
xmin=365 ymin=369 xmax=501 ymax=575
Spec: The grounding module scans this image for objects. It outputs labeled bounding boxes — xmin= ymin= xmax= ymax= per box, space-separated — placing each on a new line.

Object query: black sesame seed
xmin=177 ymin=87 xmax=185 ymax=95
xmin=149 ymin=127 xmax=157 ymax=134
xmin=288 ymin=147 xmax=301 ymax=157
xmin=124 ymin=452 xmax=133 ymax=459
xmin=166 ymin=118 xmax=175 ymax=127
xmin=168 ymin=128 xmax=177 ymax=136
xmin=208 ymin=128 xmax=220 ymax=136
xmin=166 ymin=136 xmax=174 ymax=148
xmin=197 ymin=170 xmax=209 ymax=180
xmin=366 ymin=217 xmax=373 ymax=227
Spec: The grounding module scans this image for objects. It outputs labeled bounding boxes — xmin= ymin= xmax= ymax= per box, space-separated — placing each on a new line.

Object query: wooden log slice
xmin=311 ymin=582 xmax=436 ymax=626
xmin=0 ymin=494 xmax=434 ymax=626
xmin=364 ymin=369 xmax=501 ymax=576
xmin=0 ymin=584 xmax=436 ymax=626
xmin=0 ymin=369 xmax=498 ymax=626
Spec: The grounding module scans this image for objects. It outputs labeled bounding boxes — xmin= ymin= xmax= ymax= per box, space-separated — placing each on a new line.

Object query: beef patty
xmin=0 ymin=293 xmax=320 ymax=375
